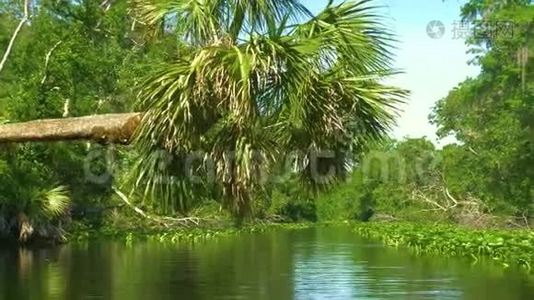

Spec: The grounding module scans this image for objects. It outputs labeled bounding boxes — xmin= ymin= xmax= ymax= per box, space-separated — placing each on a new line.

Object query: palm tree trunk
xmin=0 ymin=113 xmax=141 ymax=144
xmin=17 ymin=212 xmax=33 ymax=243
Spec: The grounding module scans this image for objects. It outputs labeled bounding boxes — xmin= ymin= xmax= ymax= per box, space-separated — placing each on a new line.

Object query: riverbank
xmin=7 ymin=216 xmax=534 ymax=275
xmin=353 ymin=222 xmax=534 ymax=272
xmin=4 ymin=225 xmax=533 ymax=299
xmin=67 ymin=220 xmax=316 ymax=244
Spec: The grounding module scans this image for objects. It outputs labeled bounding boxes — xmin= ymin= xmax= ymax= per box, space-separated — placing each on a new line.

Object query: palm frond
xmin=131 ymin=0 xmax=311 ymax=44
xmin=293 ymin=0 xmax=396 ymax=74
xmin=41 ymin=186 xmax=71 ymax=219
xmin=130 ymin=0 xmax=408 ymax=216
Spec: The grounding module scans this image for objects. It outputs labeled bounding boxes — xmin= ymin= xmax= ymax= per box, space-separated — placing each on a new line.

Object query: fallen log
xmin=0 ymin=113 xmax=141 ymax=144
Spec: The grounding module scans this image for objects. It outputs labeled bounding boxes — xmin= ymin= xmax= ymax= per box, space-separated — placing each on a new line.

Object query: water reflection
xmin=0 ymin=226 xmax=533 ymax=300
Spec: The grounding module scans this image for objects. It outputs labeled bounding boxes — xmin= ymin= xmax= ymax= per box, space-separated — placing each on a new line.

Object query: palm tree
xmin=130 ymin=0 xmax=407 ymax=219
xmin=0 ymin=183 xmax=71 ymax=243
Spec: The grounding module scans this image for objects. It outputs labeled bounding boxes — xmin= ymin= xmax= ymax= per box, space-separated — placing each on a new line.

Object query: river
xmin=1 ymin=226 xmax=533 ymax=299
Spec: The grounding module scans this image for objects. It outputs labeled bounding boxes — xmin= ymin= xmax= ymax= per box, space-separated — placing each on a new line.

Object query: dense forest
xmin=0 ymin=0 xmax=532 ymax=244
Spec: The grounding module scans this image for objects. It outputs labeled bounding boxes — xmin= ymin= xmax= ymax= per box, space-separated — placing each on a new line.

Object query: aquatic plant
xmin=70 ymin=221 xmax=314 ymax=244
xmin=354 ymin=222 xmax=534 ymax=272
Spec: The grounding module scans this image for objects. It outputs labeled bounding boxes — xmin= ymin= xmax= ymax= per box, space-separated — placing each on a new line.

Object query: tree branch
xmin=112 ymin=186 xmax=210 ymax=228
xmin=412 ymin=189 xmax=447 ymax=211
xmin=112 ymin=186 xmax=167 ymax=226
xmin=41 ymin=40 xmax=63 ymax=85
xmin=0 ymin=113 xmax=141 ymax=144
xmin=0 ymin=0 xmax=30 ymax=75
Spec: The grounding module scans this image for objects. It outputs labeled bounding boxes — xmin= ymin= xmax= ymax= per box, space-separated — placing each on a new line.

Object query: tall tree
xmin=130 ymin=0 xmax=406 ymax=217
xmin=0 ymin=0 xmax=164 ymax=241
xmin=431 ymin=0 xmax=534 ymax=215
xmin=0 ymin=0 xmax=406 ymax=219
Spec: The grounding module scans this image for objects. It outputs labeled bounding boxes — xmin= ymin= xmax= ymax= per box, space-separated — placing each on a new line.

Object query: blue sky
xmin=304 ymin=0 xmax=480 ymax=145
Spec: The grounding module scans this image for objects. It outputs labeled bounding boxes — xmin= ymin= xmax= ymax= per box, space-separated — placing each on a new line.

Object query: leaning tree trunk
xmin=0 ymin=113 xmax=141 ymax=144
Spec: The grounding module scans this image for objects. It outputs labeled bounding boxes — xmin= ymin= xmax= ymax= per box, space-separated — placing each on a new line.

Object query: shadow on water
xmin=1 ymin=226 xmax=533 ymax=300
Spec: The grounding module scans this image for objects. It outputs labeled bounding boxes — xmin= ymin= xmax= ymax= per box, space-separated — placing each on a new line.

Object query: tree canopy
xmin=0 ymin=0 xmax=532 ymax=243
xmin=0 ymin=0 xmax=406 ymax=238
xmin=131 ymin=0 xmax=406 ymax=217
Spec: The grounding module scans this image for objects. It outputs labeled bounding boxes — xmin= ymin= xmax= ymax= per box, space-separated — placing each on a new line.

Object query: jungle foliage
xmin=0 ymin=0 xmax=405 ymax=241
xmin=315 ymin=0 xmax=533 ymax=226
xmin=0 ymin=0 xmax=533 ymax=243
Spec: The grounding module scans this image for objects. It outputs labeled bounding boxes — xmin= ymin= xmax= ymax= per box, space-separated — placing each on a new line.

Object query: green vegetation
xmin=314 ymin=0 xmax=534 ymax=227
xmin=69 ymin=219 xmax=314 ymax=245
xmin=313 ymin=136 xmax=531 ymax=227
xmin=1 ymin=0 xmax=407 ymax=242
xmin=0 ymin=0 xmax=532 ymax=265
xmin=431 ymin=0 xmax=534 ymax=216
xmin=0 ymin=0 xmax=154 ymax=242
xmin=354 ymin=222 xmax=534 ymax=271
xmin=131 ymin=0 xmax=406 ymax=220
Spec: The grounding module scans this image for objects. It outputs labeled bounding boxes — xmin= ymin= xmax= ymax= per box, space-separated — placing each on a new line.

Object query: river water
xmin=1 ymin=226 xmax=533 ymax=300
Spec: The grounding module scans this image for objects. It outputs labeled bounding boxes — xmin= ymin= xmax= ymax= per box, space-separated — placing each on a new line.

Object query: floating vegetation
xmin=70 ymin=222 xmax=314 ymax=245
xmin=354 ymin=222 xmax=534 ymax=272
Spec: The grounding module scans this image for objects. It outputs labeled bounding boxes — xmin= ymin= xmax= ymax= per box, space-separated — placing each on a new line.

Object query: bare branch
xmin=444 ymin=187 xmax=458 ymax=209
xmin=40 ymin=40 xmax=63 ymax=85
xmin=113 ymin=186 xmax=211 ymax=228
xmin=411 ymin=189 xmax=447 ymax=211
xmin=112 ymin=186 xmax=169 ymax=227
xmin=468 ymin=146 xmax=479 ymax=156
xmin=0 ymin=0 xmax=30 ymax=75
xmin=62 ymin=98 xmax=70 ymax=118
